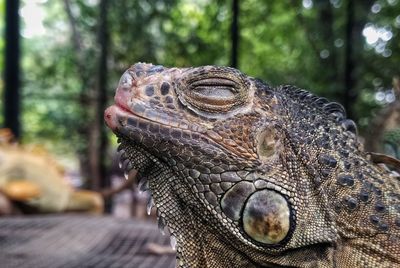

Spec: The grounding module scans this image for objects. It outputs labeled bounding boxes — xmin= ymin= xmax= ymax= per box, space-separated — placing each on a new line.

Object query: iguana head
xmin=105 ymin=63 xmax=398 ymax=267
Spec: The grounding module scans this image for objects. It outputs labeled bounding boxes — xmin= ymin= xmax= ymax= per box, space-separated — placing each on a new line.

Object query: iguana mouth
xmin=104 ymin=63 xmax=193 ymax=136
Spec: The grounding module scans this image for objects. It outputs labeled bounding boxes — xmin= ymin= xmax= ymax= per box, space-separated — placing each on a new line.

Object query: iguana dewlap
xmin=105 ymin=63 xmax=400 ymax=268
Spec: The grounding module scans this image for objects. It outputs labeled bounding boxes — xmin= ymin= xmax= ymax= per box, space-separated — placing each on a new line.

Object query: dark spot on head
xmin=359 ymin=190 xmax=370 ymax=202
xmin=375 ymin=202 xmax=386 ymax=213
xmin=370 ymin=215 xmax=380 ymax=225
xmin=344 ymin=196 xmax=357 ymax=210
xmin=318 ymin=154 xmax=337 ymax=168
xmin=321 ymin=169 xmax=330 ymax=177
xmin=337 ymin=174 xmax=355 ymax=187
xmin=145 ymin=85 xmax=155 ymax=96
xmin=378 ymin=221 xmax=389 ymax=231
xmin=161 ymin=82 xmax=170 ymax=95
xmin=165 ymin=96 xmax=174 ymax=103
xmin=395 ymin=217 xmax=400 ymax=228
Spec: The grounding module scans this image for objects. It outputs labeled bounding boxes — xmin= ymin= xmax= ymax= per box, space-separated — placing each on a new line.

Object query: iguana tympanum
xmin=104 ymin=63 xmax=400 ymax=267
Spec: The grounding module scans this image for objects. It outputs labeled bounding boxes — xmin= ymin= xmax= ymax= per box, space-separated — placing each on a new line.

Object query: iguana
xmin=0 ymin=133 xmax=103 ymax=214
xmin=104 ymin=63 xmax=400 ymax=267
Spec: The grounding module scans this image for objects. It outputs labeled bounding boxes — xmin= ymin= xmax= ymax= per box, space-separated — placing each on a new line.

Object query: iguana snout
xmin=105 ymin=63 xmax=195 ymax=135
xmin=104 ymin=63 xmax=260 ymax=163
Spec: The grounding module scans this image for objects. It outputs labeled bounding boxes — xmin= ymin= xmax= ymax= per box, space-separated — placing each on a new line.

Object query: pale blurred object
xmin=0 ymin=129 xmax=103 ymax=214
xmin=0 ymin=191 xmax=13 ymax=215
xmin=0 ymin=129 xmax=15 ymax=144
xmin=1 ymin=181 xmax=41 ymax=201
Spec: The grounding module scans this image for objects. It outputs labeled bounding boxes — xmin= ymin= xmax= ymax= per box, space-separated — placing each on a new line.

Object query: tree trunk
xmin=3 ymin=0 xmax=21 ymax=140
xmin=63 ymin=0 xmax=110 ymax=205
xmin=230 ymin=0 xmax=239 ymax=68
xmin=94 ymin=0 xmax=111 ymax=211
xmin=343 ymin=0 xmax=374 ymax=120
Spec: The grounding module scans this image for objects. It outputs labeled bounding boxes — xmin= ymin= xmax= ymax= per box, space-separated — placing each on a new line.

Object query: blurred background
xmin=1 ymin=0 xmax=400 ymax=216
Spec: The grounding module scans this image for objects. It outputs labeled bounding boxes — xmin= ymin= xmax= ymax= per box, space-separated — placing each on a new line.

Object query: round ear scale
xmin=219 ymin=177 xmax=295 ymax=247
xmin=242 ymin=189 xmax=293 ymax=246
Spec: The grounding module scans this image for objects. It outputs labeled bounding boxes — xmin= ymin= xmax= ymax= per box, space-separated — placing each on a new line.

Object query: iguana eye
xmin=242 ymin=189 xmax=291 ymax=245
xmin=177 ymin=68 xmax=249 ymax=114
xmin=190 ymin=80 xmax=236 ymax=105
xmin=183 ymin=77 xmax=239 ymax=112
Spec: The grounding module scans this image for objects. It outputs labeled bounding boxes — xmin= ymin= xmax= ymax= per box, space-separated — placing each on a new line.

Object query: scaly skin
xmin=104 ymin=63 xmax=400 ymax=267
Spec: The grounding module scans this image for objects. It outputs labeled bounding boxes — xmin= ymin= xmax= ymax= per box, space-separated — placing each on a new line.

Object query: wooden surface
xmin=0 ymin=215 xmax=175 ymax=268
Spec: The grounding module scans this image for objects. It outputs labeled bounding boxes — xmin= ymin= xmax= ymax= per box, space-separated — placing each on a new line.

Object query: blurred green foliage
xmin=1 ymin=0 xmax=400 ymax=159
